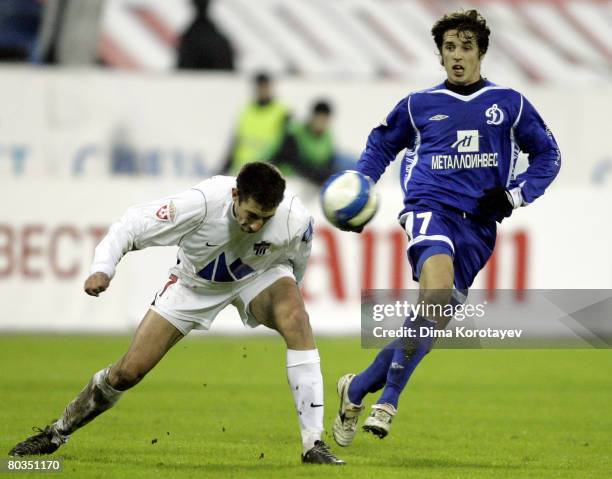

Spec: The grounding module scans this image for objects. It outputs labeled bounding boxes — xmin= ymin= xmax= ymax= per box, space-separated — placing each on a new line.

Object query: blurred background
xmin=1 ymin=0 xmax=611 ymax=334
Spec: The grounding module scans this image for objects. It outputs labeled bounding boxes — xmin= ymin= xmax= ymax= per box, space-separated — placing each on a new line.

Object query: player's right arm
xmin=84 ymin=188 xmax=206 ymax=296
xmin=356 ymin=96 xmax=415 ymax=182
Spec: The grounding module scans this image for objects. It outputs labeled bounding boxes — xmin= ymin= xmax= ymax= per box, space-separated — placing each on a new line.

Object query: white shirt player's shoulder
xmin=191 ymin=175 xmax=235 ymax=218
xmin=192 ymin=175 xmax=235 ymax=197
xmin=278 ymin=192 xmax=312 ymax=241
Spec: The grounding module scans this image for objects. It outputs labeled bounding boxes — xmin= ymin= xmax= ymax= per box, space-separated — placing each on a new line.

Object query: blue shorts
xmin=400 ymin=207 xmax=496 ymax=290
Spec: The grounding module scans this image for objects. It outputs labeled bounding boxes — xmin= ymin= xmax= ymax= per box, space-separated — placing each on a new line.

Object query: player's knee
xmin=419 ymin=288 xmax=453 ymax=307
xmin=420 ymin=254 xmax=454 ymax=292
xmin=278 ymin=308 xmax=313 ymax=347
xmin=284 ymin=308 xmax=311 ymax=335
xmin=108 ymin=363 xmax=147 ymax=390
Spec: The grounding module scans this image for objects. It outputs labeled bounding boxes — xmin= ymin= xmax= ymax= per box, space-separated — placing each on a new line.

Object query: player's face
xmin=232 ymin=190 xmax=276 ymax=234
xmin=310 ymin=113 xmax=330 ymax=135
xmin=441 ymin=29 xmax=482 ymax=86
xmin=255 ymin=82 xmax=273 ymax=104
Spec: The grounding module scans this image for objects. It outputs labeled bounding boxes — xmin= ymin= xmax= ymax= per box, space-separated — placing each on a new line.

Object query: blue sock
xmin=376 ymin=315 xmax=435 ymax=409
xmin=347 ymin=347 xmax=394 ymax=404
xmin=347 ymin=313 xmax=436 ymax=405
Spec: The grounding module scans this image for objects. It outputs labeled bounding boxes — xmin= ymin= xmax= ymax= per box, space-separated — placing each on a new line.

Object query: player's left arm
xmin=478 ymin=96 xmax=561 ymax=219
xmin=285 ymin=196 xmax=314 ymax=285
xmin=290 ymin=219 xmax=313 ymax=286
xmin=509 ymin=95 xmax=562 ymax=205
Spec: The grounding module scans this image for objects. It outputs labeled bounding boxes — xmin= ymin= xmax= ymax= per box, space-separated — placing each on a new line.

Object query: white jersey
xmin=91 ymin=176 xmax=313 ymax=288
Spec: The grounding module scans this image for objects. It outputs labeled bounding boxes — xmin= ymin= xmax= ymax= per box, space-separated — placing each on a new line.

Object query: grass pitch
xmin=1 ymin=335 xmax=611 ymax=478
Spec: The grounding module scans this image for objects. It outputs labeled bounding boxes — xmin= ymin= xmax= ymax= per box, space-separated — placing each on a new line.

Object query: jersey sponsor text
xmin=431 ymin=153 xmax=499 ymax=170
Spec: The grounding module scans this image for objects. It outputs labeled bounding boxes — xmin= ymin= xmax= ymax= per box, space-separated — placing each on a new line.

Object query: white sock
xmin=286 ymin=349 xmax=324 ymax=454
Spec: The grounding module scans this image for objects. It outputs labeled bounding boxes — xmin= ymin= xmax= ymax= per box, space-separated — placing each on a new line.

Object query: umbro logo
xmin=429 ymin=114 xmax=449 ymax=121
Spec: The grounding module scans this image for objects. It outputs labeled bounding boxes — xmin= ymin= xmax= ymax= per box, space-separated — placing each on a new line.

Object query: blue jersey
xmin=357 ymin=80 xmax=561 ymax=219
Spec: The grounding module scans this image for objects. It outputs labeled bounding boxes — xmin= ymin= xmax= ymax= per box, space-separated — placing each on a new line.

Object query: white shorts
xmin=150 ymin=265 xmax=295 ymax=335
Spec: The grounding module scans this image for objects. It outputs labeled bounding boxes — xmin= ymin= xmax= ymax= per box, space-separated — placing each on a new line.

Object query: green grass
xmin=1 ymin=336 xmax=611 ymax=478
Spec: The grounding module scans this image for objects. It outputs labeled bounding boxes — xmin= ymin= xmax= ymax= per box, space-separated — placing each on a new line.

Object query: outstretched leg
xmin=9 ymin=309 xmax=183 ymax=456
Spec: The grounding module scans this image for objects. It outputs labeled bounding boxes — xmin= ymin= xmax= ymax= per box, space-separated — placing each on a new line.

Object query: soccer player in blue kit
xmin=333 ymin=10 xmax=561 ymax=446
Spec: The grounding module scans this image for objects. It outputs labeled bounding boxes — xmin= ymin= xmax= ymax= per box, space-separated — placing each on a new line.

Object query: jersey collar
xmin=428 ymin=79 xmax=507 ymax=102
xmin=444 ymin=77 xmax=486 ymax=96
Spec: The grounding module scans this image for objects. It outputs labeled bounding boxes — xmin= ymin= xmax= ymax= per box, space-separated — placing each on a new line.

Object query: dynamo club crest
xmin=485 ymin=104 xmax=504 ymax=125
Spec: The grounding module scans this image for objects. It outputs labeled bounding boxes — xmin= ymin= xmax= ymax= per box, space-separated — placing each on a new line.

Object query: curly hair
xmin=431 ymin=9 xmax=490 ymax=59
xmin=236 ymin=162 xmax=286 ymax=210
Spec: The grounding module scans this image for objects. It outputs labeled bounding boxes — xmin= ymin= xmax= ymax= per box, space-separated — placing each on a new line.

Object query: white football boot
xmin=332 ymin=374 xmax=365 ymax=447
xmin=362 ymin=403 xmax=397 ymax=439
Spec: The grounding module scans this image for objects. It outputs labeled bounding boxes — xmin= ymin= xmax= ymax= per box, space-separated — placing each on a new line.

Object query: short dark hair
xmin=236 ymin=162 xmax=286 ymax=210
xmin=431 ymin=9 xmax=490 ymax=59
xmin=312 ymin=99 xmax=332 ymax=116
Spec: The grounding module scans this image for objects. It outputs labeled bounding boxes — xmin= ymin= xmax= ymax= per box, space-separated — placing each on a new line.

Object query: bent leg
xmin=54 ymin=309 xmax=184 ymax=439
xmin=249 ymin=277 xmax=323 ymax=453
xmin=348 ymin=255 xmax=453 ymax=406
xmin=376 ymin=254 xmax=454 ymax=408
xmin=249 ymin=276 xmax=314 ymax=350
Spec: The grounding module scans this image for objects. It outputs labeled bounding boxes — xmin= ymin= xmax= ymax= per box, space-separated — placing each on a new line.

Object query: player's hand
xmin=477 ymin=187 xmax=514 ymax=219
xmin=339 ymin=224 xmax=364 ymax=233
xmin=84 ymin=272 xmax=111 ymax=297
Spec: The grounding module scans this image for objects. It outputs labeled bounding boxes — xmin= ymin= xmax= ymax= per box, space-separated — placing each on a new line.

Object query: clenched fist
xmin=84 ymin=272 xmax=111 ymax=297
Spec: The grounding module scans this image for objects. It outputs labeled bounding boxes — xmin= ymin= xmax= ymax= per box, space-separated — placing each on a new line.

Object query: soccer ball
xmin=320 ymin=170 xmax=378 ymax=231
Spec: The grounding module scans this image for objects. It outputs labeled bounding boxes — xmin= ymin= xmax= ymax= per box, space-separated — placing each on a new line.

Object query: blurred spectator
xmin=0 ymin=0 xmax=41 ymax=61
xmin=591 ymin=157 xmax=612 ymax=185
xmin=32 ymin=0 xmax=105 ymax=65
xmin=271 ymin=100 xmax=338 ymax=186
xmin=177 ymin=0 xmax=234 ymax=71
xmin=222 ymin=72 xmax=289 ymax=174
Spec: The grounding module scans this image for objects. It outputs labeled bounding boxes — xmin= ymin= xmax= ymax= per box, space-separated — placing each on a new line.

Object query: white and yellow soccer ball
xmin=320 ymin=170 xmax=379 ymax=232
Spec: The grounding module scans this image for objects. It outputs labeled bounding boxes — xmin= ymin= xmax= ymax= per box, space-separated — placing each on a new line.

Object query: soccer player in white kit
xmin=9 ymin=162 xmax=345 ymax=465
